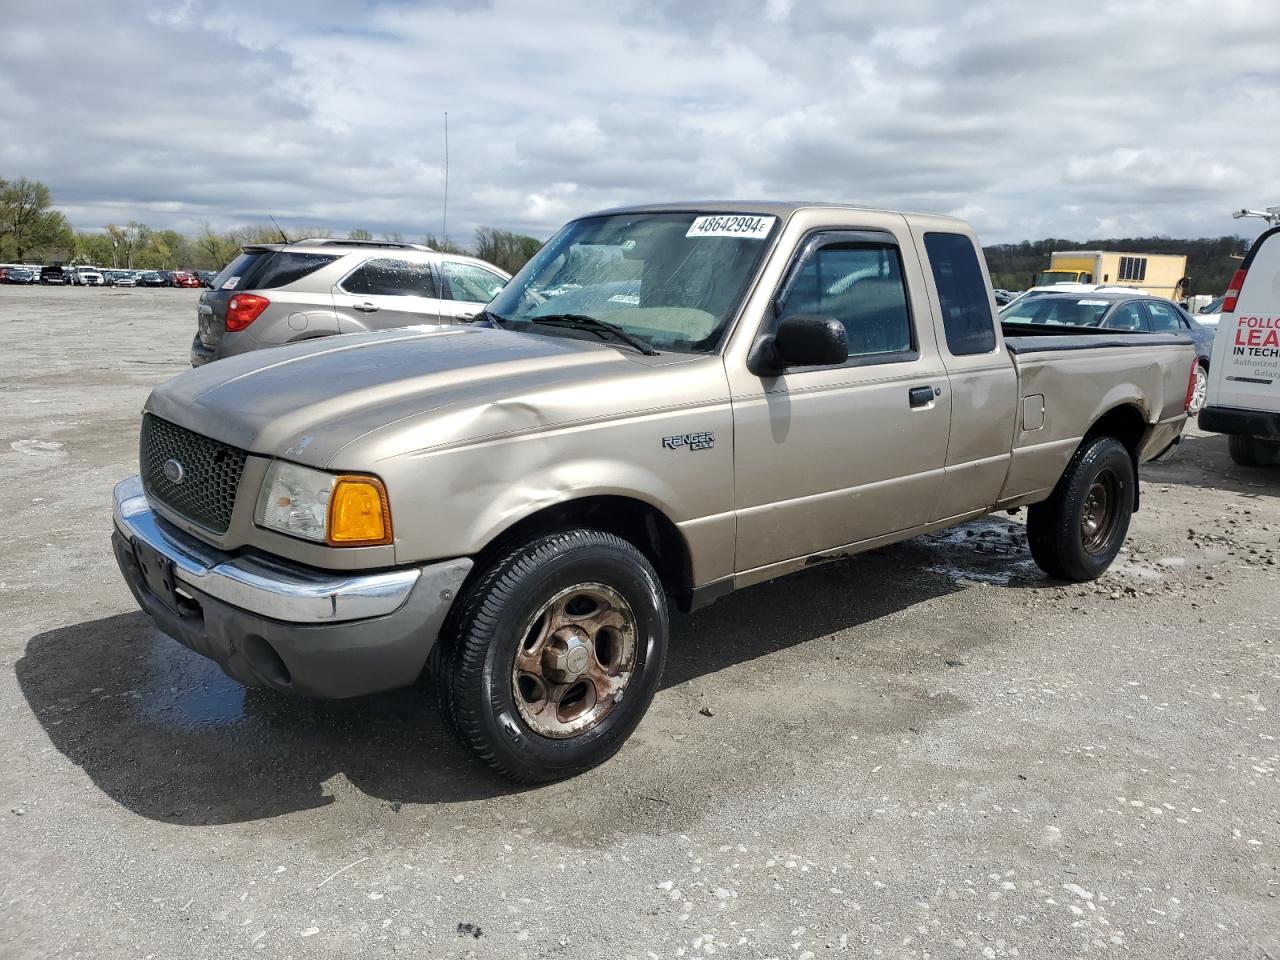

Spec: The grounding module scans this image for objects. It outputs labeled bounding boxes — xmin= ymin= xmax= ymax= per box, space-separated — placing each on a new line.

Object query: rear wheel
xmin=1188 ymin=362 xmax=1208 ymax=415
xmin=432 ymin=529 xmax=668 ymax=783
xmin=1027 ymin=436 xmax=1135 ymax=582
xmin=1228 ymin=434 xmax=1280 ymax=467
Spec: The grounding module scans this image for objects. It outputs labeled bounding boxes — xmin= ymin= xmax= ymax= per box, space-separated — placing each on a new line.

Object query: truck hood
xmin=146 ymin=325 xmax=650 ymax=468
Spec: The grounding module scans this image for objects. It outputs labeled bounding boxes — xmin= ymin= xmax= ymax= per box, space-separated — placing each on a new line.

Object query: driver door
xmin=729 ymin=225 xmax=952 ymax=574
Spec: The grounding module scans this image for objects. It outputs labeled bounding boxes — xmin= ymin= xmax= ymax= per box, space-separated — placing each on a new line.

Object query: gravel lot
xmin=1 ymin=286 xmax=1277 ymax=959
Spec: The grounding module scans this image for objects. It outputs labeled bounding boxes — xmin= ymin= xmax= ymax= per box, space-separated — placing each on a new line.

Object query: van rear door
xmin=1205 ymin=227 xmax=1280 ymax=418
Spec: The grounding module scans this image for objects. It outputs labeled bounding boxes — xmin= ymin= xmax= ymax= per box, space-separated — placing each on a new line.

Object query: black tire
xmin=432 ymin=529 xmax=668 ymax=783
xmin=1226 ymin=434 xmax=1280 ymax=467
xmin=1027 ymin=436 xmax=1135 ymax=582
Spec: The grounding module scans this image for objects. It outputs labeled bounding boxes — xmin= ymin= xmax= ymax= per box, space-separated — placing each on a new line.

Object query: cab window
xmin=776 ymin=240 xmax=913 ymax=361
xmin=923 ymin=232 xmax=997 ymax=355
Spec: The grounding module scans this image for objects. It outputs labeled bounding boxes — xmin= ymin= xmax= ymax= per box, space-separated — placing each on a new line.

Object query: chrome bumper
xmin=112 ymin=475 xmax=440 ymax=624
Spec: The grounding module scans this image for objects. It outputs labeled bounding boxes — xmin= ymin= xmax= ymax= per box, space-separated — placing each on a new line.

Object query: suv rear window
xmin=213 ymin=251 xmax=338 ymax=291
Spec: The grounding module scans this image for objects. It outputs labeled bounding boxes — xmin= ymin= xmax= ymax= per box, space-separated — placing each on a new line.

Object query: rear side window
xmin=215 ymin=251 xmax=338 ymax=291
xmin=1104 ymin=302 xmax=1149 ymax=331
xmin=1143 ymin=301 xmax=1182 ymax=333
xmin=777 ymin=241 xmax=913 ymax=360
xmin=341 ymin=258 xmax=437 ymax=297
xmin=924 ymin=232 xmax=997 ymax=355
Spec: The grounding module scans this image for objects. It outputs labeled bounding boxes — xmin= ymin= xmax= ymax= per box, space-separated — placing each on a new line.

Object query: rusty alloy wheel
xmin=511 ymin=583 xmax=638 ymax=739
xmin=1080 ymin=468 xmax=1121 ymax=556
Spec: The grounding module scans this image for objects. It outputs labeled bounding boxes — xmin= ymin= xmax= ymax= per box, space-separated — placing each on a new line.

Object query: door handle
xmin=456 ymin=312 xmax=475 ymax=321
xmin=353 ymin=301 xmax=379 ymax=313
xmin=909 ymin=385 xmax=939 ymax=408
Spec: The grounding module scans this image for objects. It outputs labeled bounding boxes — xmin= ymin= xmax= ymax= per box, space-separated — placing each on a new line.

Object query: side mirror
xmin=748 ymin=314 xmax=848 ymax=376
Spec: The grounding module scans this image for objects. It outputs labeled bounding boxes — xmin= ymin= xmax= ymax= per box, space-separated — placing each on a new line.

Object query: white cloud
xmin=0 ymin=0 xmax=1277 ymax=245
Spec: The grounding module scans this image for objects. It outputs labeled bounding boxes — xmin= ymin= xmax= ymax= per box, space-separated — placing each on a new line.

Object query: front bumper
xmin=1199 ymin=404 xmax=1280 ymax=440
xmin=111 ymin=476 xmax=472 ymax=698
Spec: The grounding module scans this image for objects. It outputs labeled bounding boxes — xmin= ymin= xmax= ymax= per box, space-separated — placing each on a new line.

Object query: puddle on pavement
xmin=918 ymin=516 xmax=1037 ymax=586
xmin=137 ymin=635 xmax=247 ymax=730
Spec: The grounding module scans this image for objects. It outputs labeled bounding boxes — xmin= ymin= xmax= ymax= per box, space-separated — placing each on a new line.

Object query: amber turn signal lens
xmin=327 ymin=476 xmax=392 ymax=545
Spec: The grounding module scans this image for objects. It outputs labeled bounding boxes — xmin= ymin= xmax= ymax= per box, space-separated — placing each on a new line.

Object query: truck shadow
xmin=1143 ymin=431 xmax=1280 ymax=495
xmin=15 ymin=517 xmax=1040 ymax=825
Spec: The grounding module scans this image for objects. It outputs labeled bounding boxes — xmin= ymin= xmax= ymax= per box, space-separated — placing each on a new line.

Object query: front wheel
xmin=433 ymin=529 xmax=668 ymax=783
xmin=1027 ymin=436 xmax=1135 ymax=582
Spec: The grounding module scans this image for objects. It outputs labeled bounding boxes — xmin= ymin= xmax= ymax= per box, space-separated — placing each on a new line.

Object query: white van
xmin=1199 ymin=227 xmax=1280 ymax=466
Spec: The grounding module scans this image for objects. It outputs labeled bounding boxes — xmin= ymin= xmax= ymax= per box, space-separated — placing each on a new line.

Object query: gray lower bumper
xmin=111 ymin=476 xmax=472 ymax=697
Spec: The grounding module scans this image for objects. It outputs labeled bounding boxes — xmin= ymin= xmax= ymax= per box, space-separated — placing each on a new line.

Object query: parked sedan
xmin=171 ymin=271 xmax=201 ymax=288
xmin=3 ymin=267 xmax=39 ymax=284
xmin=110 ymin=271 xmax=137 ymax=287
xmin=137 ymin=272 xmax=168 ymax=287
xmin=1000 ymin=290 xmax=1215 ymax=413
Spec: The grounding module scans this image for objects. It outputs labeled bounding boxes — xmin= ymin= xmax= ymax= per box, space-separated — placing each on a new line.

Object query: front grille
xmin=140 ymin=414 xmax=248 ymax=534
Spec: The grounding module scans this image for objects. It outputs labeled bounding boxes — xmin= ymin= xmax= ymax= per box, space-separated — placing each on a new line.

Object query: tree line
xmin=1 ymin=173 xmax=1254 ymax=291
xmin=0 ymin=174 xmax=544 ymax=275
xmin=983 ymin=235 xmax=1249 ymax=296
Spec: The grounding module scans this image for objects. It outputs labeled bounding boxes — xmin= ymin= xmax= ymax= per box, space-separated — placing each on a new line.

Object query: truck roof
xmin=580 ymin=200 xmax=969 ymax=224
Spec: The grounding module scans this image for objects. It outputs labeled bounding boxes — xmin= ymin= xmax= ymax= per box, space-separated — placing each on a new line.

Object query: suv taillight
xmin=1222 ymin=268 xmax=1247 ymax=313
xmin=1184 ymin=356 xmax=1200 ymax=413
xmin=226 ymin=294 xmax=270 ymax=332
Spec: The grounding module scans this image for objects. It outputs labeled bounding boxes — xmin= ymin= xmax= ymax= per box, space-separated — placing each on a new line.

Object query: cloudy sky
xmin=1 ymin=0 xmax=1276 ymax=245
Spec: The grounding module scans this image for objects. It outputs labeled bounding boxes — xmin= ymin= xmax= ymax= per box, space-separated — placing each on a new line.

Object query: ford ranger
xmin=111 ymin=203 xmax=1198 ymax=783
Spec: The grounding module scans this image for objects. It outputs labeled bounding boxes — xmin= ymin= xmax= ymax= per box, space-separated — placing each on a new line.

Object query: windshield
xmin=485 ymin=212 xmax=779 ymax=353
xmin=1000 ymin=294 xmax=1112 ymax=327
xmin=1036 ymin=270 xmax=1084 ymax=285
xmin=1200 ymin=297 xmax=1224 ymax=314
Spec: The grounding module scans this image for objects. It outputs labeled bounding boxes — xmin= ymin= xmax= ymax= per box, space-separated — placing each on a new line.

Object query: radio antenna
xmin=269 ymin=214 xmax=291 ymax=244
xmin=442 ymin=111 xmax=449 ymax=246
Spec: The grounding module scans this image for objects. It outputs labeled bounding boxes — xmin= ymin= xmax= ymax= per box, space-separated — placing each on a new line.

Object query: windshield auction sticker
xmin=686 ymin=215 xmax=776 ymax=240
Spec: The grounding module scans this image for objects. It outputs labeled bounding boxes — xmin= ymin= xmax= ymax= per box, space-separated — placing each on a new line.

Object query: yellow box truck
xmin=1037 ymin=251 xmax=1189 ymax=299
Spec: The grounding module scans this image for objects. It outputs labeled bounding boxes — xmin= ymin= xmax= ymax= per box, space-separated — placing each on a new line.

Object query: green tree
xmin=73 ymin=231 xmax=115 ymax=266
xmin=423 ymin=233 xmax=469 ymax=255
xmin=0 ymin=177 xmax=74 ymax=260
xmin=105 ymin=221 xmax=149 ymax=268
xmin=196 ymin=222 xmax=240 ymax=270
xmin=472 ymin=226 xmax=543 ymax=273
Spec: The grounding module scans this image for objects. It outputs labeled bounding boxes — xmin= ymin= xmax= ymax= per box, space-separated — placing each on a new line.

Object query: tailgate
xmin=197 ymin=289 xmax=230 ymax=348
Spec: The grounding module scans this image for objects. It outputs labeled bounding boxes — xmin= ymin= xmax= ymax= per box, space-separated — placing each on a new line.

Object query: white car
xmin=1194 ymin=296 xmax=1224 ymax=327
xmin=1199 ymin=230 xmax=1280 ymax=466
xmin=71 ymin=266 xmax=105 ymax=286
xmin=110 ymin=272 xmax=137 ymax=287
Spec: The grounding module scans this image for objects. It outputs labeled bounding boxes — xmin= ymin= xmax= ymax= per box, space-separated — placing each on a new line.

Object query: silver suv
xmin=191 ymin=238 xmax=511 ymax=365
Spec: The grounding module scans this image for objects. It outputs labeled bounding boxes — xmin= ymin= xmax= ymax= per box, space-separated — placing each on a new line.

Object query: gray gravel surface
xmin=1 ymin=286 xmax=1277 ymax=959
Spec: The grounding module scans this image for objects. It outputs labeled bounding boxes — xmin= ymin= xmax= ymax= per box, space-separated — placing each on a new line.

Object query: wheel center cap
xmin=544 ymin=629 xmax=592 ymax=681
xmin=565 ymin=645 xmax=590 ymax=674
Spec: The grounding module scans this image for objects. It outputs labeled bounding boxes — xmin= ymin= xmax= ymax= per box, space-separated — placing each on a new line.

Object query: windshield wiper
xmin=524 ymin=314 xmax=658 ymax=355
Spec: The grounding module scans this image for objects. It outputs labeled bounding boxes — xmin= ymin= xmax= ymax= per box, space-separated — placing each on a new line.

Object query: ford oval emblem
xmin=163 ymin=458 xmax=186 ymax=484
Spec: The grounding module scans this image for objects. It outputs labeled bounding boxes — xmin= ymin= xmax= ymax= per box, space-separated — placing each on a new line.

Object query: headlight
xmin=255 ymin=461 xmax=392 ymax=546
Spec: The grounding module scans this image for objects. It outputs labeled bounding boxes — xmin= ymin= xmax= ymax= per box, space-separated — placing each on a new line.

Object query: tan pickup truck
xmin=112 ymin=203 xmax=1197 ymax=782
